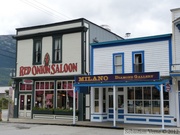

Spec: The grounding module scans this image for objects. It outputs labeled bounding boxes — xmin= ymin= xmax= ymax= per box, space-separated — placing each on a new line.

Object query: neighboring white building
xmin=0 ymin=86 xmax=14 ymax=101
xmin=74 ymin=8 xmax=180 ymax=127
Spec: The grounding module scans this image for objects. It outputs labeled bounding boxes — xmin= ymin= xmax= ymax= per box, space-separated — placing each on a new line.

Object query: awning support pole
xmin=73 ymin=87 xmax=76 ymax=125
xmin=160 ymin=84 xmax=165 ymax=130
xmin=113 ymin=85 xmax=116 ymax=127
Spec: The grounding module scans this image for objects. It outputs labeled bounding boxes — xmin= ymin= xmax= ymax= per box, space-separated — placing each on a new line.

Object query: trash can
xmin=0 ymin=108 xmax=2 ymax=121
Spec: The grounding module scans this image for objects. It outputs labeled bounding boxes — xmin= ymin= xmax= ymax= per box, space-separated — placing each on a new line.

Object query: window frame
xmin=94 ymin=88 xmax=99 ymax=113
xmin=132 ymin=51 xmax=144 ymax=73
xmin=127 ymin=86 xmax=169 ymax=115
xmin=56 ymin=80 xmax=78 ymax=109
xmin=52 ymin=36 xmax=62 ymax=63
xmin=34 ymin=81 xmax=55 ymax=108
xmin=113 ymin=53 xmax=124 ymax=74
xmin=33 ymin=38 xmax=42 ymax=65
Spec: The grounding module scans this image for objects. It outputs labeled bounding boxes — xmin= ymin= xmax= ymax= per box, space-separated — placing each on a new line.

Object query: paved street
xmin=1 ymin=110 xmax=123 ymax=135
xmin=0 ymin=123 xmax=123 ymax=135
xmin=1 ymin=109 xmax=180 ymax=135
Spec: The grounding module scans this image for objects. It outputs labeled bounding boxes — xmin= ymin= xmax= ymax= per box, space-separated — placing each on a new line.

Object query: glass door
xmin=19 ymin=94 xmax=32 ymax=118
xmin=117 ymin=94 xmax=124 ymax=121
xmin=107 ymin=87 xmax=124 ymax=121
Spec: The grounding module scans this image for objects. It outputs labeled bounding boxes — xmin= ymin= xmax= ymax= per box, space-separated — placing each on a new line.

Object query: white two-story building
xmin=13 ymin=18 xmax=122 ymax=121
xmin=74 ymin=8 xmax=180 ymax=127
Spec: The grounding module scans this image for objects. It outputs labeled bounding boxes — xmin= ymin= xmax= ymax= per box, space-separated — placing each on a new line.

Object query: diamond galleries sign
xmin=75 ymin=72 xmax=160 ymax=83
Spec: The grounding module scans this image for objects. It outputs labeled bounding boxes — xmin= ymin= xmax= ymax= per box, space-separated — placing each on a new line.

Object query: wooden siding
xmin=16 ymin=33 xmax=82 ymax=77
xmin=93 ymin=40 xmax=169 ymax=76
xmin=17 ymin=22 xmax=82 ymax=36
xmin=174 ymin=27 xmax=180 ymax=64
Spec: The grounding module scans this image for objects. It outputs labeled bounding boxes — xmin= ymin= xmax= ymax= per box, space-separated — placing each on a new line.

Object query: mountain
xmin=0 ymin=35 xmax=16 ymax=86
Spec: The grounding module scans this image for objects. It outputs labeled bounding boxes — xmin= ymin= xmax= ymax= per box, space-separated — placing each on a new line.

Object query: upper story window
xmin=113 ymin=53 xmax=124 ymax=74
xmin=132 ymin=51 xmax=144 ymax=73
xmin=53 ymin=36 xmax=62 ymax=63
xmin=33 ymin=38 xmax=42 ymax=65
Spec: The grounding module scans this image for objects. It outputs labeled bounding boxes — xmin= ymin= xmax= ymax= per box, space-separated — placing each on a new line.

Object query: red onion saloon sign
xmin=19 ymin=63 xmax=78 ymax=76
xmin=19 ymin=53 xmax=78 ymax=76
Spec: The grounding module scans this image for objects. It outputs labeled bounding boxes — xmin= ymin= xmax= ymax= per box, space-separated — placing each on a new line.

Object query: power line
xmin=32 ymin=0 xmax=71 ymax=20
xmin=20 ymin=0 xmax=60 ymax=20
xmin=20 ymin=0 xmax=71 ymax=21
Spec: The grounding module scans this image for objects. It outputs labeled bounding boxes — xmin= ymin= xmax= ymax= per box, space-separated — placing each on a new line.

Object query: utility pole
xmin=7 ymin=69 xmax=15 ymax=122
xmin=7 ymin=95 xmax=10 ymax=122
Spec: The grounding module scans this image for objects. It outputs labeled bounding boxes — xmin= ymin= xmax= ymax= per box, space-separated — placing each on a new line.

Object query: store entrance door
xmin=108 ymin=87 xmax=124 ymax=121
xmin=117 ymin=94 xmax=124 ymax=121
xmin=19 ymin=94 xmax=32 ymax=118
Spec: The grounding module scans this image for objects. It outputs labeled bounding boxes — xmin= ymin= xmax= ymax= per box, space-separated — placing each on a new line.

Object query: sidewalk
xmin=1 ymin=110 xmax=179 ymax=130
xmin=2 ymin=117 xmax=177 ymax=130
xmin=2 ymin=118 xmax=161 ymax=129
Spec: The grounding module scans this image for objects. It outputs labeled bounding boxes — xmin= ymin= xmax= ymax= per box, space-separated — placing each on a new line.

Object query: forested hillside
xmin=0 ymin=35 xmax=16 ymax=86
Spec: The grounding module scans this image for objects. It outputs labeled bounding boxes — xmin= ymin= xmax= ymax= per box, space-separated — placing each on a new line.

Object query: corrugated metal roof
xmin=0 ymin=86 xmax=10 ymax=93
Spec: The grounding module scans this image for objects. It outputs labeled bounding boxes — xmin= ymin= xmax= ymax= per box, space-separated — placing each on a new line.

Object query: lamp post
xmin=7 ymin=69 xmax=16 ymax=122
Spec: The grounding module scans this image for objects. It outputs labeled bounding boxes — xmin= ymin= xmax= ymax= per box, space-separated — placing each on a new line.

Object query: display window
xmin=56 ymin=80 xmax=78 ymax=110
xmin=19 ymin=82 xmax=32 ymax=91
xmin=127 ymin=86 xmax=169 ymax=115
xmin=35 ymin=81 xmax=54 ymax=108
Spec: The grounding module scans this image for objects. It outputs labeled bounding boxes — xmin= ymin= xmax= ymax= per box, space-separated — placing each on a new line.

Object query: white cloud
xmin=0 ymin=0 xmax=179 ymax=38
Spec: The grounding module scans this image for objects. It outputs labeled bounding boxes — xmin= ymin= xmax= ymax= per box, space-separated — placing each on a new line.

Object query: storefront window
xmin=128 ymin=87 xmax=134 ymax=99
xmin=56 ymin=80 xmax=77 ymax=109
xmin=127 ymin=86 xmax=169 ymax=115
xmin=128 ymin=100 xmax=134 ymax=113
xmin=20 ymin=83 xmax=32 ymax=91
xmin=109 ymin=95 xmax=113 ymax=108
xmin=35 ymin=81 xmax=54 ymax=108
xmin=94 ymin=88 xmax=99 ymax=112
xmin=103 ymin=88 xmax=106 ymax=113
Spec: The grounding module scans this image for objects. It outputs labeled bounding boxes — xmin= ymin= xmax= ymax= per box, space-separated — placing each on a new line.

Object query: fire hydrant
xmin=0 ymin=108 xmax=2 ymax=121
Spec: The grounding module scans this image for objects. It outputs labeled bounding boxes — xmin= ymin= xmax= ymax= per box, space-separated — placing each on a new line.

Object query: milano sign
xmin=75 ymin=72 xmax=160 ymax=83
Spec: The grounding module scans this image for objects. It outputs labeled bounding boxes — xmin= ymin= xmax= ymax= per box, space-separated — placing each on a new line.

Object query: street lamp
xmin=7 ymin=68 xmax=16 ymax=122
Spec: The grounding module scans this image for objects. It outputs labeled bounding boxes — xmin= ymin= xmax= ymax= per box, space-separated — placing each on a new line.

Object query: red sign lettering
xmin=19 ymin=63 xmax=78 ymax=76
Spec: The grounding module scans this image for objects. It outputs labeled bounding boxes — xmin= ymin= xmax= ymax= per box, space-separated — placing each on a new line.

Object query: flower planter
xmin=32 ymin=109 xmax=54 ymax=114
xmin=54 ymin=110 xmax=78 ymax=115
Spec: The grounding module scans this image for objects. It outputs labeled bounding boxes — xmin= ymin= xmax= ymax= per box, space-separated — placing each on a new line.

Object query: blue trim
xmin=109 ymin=115 xmax=113 ymax=118
xmin=155 ymin=85 xmax=160 ymax=91
xmin=126 ymin=118 xmax=146 ymax=121
xmin=109 ymin=109 xmax=113 ymax=113
xmin=132 ymin=51 xmax=144 ymax=73
xmin=75 ymin=87 xmax=80 ymax=92
xmin=170 ymin=74 xmax=180 ymax=76
xmin=91 ymin=34 xmax=172 ymax=48
xmin=113 ymin=53 xmax=124 ymax=74
xmin=93 ymin=117 xmax=100 ymax=119
xmin=118 ymin=110 xmax=124 ymax=113
xmin=118 ymin=115 xmax=124 ymax=119
xmin=124 ymin=114 xmax=174 ymax=118
xmin=103 ymin=117 xmax=107 ymax=120
xmin=149 ymin=119 xmax=171 ymax=123
xmin=169 ymin=38 xmax=172 ymax=72
xmin=91 ymin=113 xmax=107 ymax=115
xmin=74 ymin=79 xmax=169 ymax=87
xmin=90 ymin=45 xmax=94 ymax=75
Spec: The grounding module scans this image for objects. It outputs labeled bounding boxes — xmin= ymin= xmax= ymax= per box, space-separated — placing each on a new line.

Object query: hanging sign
xmin=165 ymin=83 xmax=171 ymax=92
xmin=23 ymin=79 xmax=33 ymax=84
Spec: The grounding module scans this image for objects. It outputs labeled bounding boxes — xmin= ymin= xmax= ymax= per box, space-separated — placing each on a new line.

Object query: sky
xmin=0 ymin=0 xmax=180 ymax=38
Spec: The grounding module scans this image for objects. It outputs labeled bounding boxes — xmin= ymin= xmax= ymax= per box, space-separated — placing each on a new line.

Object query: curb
xmin=1 ymin=121 xmax=124 ymax=130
